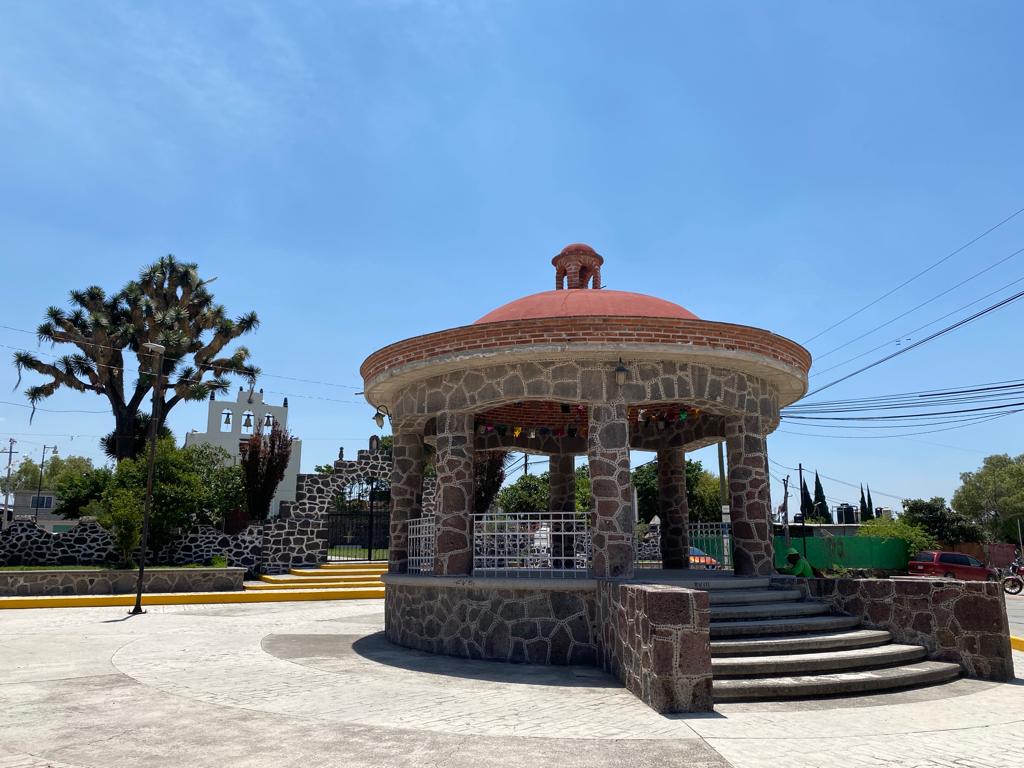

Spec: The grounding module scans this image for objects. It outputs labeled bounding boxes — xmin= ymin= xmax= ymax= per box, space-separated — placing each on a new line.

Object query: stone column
xmin=587 ymin=402 xmax=634 ymax=578
xmin=434 ymin=411 xmax=475 ymax=575
xmin=549 ymin=453 xmax=576 ymax=569
xmin=724 ymin=415 xmax=774 ymax=576
xmin=657 ymin=447 xmax=689 ymax=569
xmin=388 ymin=431 xmax=424 ymax=574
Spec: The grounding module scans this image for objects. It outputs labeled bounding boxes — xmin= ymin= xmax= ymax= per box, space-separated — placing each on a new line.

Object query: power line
xmin=768 ymin=457 xmax=906 ymax=500
xmin=806 ymin=287 xmax=1024 ymax=397
xmin=802 ymin=205 xmax=1024 ymax=344
xmin=808 ymin=276 xmax=1024 ymax=379
xmin=811 ymin=247 xmax=1024 ymax=361
xmin=776 ymin=409 xmax=1020 ymax=439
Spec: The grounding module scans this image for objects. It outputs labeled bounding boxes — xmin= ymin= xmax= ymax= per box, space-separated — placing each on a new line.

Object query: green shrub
xmin=97 ymin=488 xmax=143 ymax=568
xmin=210 ymin=555 xmax=228 ymax=568
xmin=858 ymin=516 xmax=936 ymax=559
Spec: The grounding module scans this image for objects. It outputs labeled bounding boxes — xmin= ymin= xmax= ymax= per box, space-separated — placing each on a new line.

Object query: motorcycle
xmin=1003 ymin=562 xmax=1023 ymax=595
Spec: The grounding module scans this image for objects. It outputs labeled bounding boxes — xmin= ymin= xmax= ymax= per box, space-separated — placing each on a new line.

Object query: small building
xmin=10 ymin=489 xmax=74 ymax=533
xmin=183 ymin=388 xmax=302 ymax=516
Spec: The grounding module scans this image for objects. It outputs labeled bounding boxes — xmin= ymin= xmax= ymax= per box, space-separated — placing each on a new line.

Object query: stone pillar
xmin=724 ymin=415 xmax=774 ymax=576
xmin=434 ymin=411 xmax=475 ymax=575
xmin=549 ymin=453 xmax=576 ymax=569
xmin=658 ymin=447 xmax=689 ymax=569
xmin=388 ymin=431 xmax=424 ymax=574
xmin=587 ymin=401 xmax=634 ymax=578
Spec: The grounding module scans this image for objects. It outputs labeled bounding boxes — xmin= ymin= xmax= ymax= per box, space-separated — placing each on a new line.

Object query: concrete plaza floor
xmin=1 ymin=599 xmax=1022 ymax=768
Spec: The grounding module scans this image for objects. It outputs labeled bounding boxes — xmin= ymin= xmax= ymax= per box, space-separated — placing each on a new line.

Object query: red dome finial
xmin=552 ymin=244 xmax=604 ymax=290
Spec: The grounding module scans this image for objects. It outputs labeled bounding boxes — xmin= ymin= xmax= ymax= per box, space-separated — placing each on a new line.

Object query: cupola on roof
xmin=475 ymin=243 xmax=699 ymax=324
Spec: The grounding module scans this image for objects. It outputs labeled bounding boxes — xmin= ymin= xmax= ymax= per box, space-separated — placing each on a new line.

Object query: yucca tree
xmin=13 ymin=255 xmax=260 ymax=461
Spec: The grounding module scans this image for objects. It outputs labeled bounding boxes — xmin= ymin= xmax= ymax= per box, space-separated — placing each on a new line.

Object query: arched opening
xmin=241 ymin=410 xmax=255 ymax=436
xmin=220 ymin=409 xmax=233 ymax=433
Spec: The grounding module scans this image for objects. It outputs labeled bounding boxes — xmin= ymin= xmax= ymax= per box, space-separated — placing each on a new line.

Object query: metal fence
xmin=473 ymin=512 xmax=592 ymax=578
xmin=408 ymin=516 xmax=435 ymax=574
xmin=634 ymin=521 xmax=733 ymax=570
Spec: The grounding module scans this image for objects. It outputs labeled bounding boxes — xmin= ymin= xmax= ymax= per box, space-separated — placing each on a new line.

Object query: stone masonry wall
xmin=596 ymin=581 xmax=714 ymax=713
xmin=806 ymin=577 xmax=1014 ymax=681
xmin=261 ymin=516 xmax=327 ymax=575
xmin=0 ymin=519 xmax=117 ymax=567
xmin=0 ymin=567 xmax=245 ymax=597
xmin=383 ymin=577 xmax=600 ymax=666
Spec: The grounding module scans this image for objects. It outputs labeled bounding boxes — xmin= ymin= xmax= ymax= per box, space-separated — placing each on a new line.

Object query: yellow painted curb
xmin=1011 ymin=636 xmax=1024 ymax=653
xmin=277 ymin=573 xmax=385 ymax=582
xmin=0 ymin=587 xmax=385 ymax=610
xmin=244 ymin=581 xmax=381 ymax=590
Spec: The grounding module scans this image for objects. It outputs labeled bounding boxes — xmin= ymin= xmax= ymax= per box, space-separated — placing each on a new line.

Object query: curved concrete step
xmin=712 ymin=643 xmax=927 ymax=677
xmin=713 ymin=660 xmax=961 ymax=701
xmin=710 ymin=614 xmax=861 ymax=638
xmin=275 ymin=573 xmax=384 ymax=583
xmin=711 ymin=601 xmax=830 ymax=622
xmin=245 ymin=580 xmax=383 ymax=590
xmin=708 ymin=589 xmax=803 ymax=605
xmin=712 ymin=629 xmax=892 ymax=657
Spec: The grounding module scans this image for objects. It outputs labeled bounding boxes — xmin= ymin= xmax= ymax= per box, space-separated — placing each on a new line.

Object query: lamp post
xmin=34 ymin=444 xmax=58 ymax=522
xmin=131 ymin=342 xmax=166 ymax=616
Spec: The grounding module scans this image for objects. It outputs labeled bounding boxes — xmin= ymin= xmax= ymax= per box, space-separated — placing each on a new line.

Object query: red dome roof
xmin=475 ymin=289 xmax=700 ymax=324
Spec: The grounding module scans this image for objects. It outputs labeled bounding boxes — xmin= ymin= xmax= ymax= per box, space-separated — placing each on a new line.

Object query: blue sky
xmin=2 ymin=1 xmax=1023 ymax=512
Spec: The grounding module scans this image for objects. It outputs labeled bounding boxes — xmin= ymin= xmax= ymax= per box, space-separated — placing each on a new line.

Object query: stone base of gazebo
xmin=381 ymin=573 xmax=715 ymax=713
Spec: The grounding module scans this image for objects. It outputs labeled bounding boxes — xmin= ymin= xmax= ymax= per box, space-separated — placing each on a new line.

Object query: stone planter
xmin=0 ymin=567 xmax=246 ymax=597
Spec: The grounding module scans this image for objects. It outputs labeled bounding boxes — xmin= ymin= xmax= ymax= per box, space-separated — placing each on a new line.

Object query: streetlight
xmin=34 ymin=444 xmax=58 ymax=522
xmin=372 ymin=406 xmax=390 ymax=430
xmin=131 ymin=342 xmax=166 ymax=616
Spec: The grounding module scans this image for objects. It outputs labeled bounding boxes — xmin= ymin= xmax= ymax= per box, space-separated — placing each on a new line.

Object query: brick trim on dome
xmin=360 ymin=316 xmax=811 ymax=384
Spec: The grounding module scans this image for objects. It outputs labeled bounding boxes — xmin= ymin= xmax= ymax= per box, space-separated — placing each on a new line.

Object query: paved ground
xmin=1006 ymin=594 xmax=1024 ymax=637
xmin=1 ymin=599 xmax=1022 ymax=768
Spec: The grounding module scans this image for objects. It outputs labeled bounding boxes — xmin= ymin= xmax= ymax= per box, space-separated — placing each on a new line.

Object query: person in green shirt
xmin=778 ymin=546 xmax=814 ymax=578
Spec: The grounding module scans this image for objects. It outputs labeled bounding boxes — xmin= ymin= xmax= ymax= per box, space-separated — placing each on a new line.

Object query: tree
xmin=55 ymin=466 xmax=113 ymax=519
xmin=239 ymin=423 xmax=294 ymax=522
xmin=903 ymin=497 xmax=984 ymax=545
xmin=100 ymin=414 xmax=173 ymax=462
xmin=951 ymin=454 xmax=1024 ymax=542
xmin=104 ymin=438 xmax=208 ymax=553
xmin=631 ymin=458 xmax=723 ymax=524
xmin=859 ymin=516 xmax=936 ymax=559
xmin=13 ymin=256 xmax=260 ymax=461
xmin=799 ymin=478 xmax=814 ymax=520
xmin=96 ymin=488 xmax=143 ymax=568
xmin=495 ymin=473 xmax=550 ymax=515
xmin=574 ymin=465 xmax=592 ymax=513
xmin=182 ymin=443 xmax=246 ymax=526
xmin=475 ymin=451 xmax=511 ymax=514
xmin=863 ymin=486 xmax=876 ymax=521
xmin=859 ymin=485 xmax=868 ymax=521
xmin=812 ymin=472 xmax=833 ymax=523
xmin=313 ymin=463 xmax=335 ymax=475
xmin=0 ymin=454 xmax=95 ymax=495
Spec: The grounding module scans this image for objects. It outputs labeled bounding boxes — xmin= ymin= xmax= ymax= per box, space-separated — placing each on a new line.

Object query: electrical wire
xmin=802 ymin=205 xmax=1024 ymax=344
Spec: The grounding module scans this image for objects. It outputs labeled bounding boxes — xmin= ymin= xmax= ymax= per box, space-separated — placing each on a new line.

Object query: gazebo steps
xmin=707 ymin=588 xmax=803 ymax=605
xmin=710 ymin=613 xmax=861 ymax=638
xmin=712 ymin=643 xmax=927 ymax=678
xmin=241 ymin=562 xmax=386 ymax=599
xmin=707 ymin=584 xmax=960 ymax=702
xmin=713 ymin=660 xmax=961 ymax=701
xmin=710 ymin=600 xmax=830 ymax=622
xmin=247 ymin=579 xmax=383 ymax=590
xmin=274 ymin=572 xmax=384 ymax=583
xmin=711 ymin=628 xmax=893 ymax=657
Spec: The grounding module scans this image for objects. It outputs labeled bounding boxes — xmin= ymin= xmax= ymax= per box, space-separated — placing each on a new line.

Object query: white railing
xmin=473 ymin=512 xmax=591 ymax=578
xmin=634 ymin=521 xmax=733 ymax=570
xmin=408 ymin=516 xmax=435 ymax=574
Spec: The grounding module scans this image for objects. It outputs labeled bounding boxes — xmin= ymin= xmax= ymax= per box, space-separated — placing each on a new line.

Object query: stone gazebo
xmin=361 ymin=244 xmax=812 ymax=711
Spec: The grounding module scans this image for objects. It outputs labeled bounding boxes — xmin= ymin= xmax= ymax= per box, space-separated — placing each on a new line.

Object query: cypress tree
xmin=800 ymin=478 xmax=814 ymax=519
xmin=859 ymin=485 xmax=868 ymax=521
xmin=864 ymin=486 xmax=875 ymax=520
xmin=812 ymin=472 xmax=833 ymax=522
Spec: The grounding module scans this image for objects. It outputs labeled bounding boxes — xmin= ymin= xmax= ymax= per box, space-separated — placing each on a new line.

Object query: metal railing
xmin=473 ymin=512 xmax=591 ymax=578
xmin=408 ymin=516 xmax=435 ymax=574
xmin=634 ymin=521 xmax=733 ymax=570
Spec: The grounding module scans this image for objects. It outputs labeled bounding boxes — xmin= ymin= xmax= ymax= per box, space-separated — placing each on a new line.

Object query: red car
xmin=909 ymin=550 xmax=998 ymax=581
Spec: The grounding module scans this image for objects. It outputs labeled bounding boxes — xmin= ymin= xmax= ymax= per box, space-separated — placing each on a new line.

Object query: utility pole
xmin=523 ymin=452 xmax=530 ymax=476
xmin=2 ymin=438 xmax=18 ymax=530
xmin=798 ymin=462 xmax=807 ymax=558
xmin=781 ymin=474 xmax=790 ymax=545
xmin=131 ymin=342 xmax=165 ymax=616
xmin=34 ymin=444 xmax=58 ymax=522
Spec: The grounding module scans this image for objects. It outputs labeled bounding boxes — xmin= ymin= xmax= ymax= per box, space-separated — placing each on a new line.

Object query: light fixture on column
xmin=614 ymin=358 xmax=628 ymax=387
xmin=372 ymin=405 xmax=391 ymax=429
